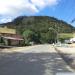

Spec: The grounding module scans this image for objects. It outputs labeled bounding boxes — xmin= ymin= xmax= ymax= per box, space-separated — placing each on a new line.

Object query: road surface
xmin=0 ymin=45 xmax=74 ymax=75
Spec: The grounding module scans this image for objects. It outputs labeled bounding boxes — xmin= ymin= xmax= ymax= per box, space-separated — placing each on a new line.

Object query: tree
xmin=2 ymin=16 xmax=75 ymax=44
xmin=22 ymin=29 xmax=34 ymax=45
xmin=48 ymin=28 xmax=58 ymax=43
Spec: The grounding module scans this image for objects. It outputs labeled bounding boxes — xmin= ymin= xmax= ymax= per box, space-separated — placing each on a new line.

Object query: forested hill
xmin=0 ymin=16 xmax=75 ymax=33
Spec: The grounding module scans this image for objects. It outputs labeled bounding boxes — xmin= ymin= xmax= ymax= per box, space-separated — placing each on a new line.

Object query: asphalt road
xmin=0 ymin=45 xmax=74 ymax=75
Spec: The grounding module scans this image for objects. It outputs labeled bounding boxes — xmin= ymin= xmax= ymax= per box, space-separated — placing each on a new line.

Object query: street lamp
xmin=49 ymin=27 xmax=58 ymax=43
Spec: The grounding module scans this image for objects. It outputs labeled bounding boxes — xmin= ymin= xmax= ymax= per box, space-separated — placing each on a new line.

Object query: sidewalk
xmin=55 ymin=47 xmax=75 ymax=54
xmin=55 ymin=46 xmax=75 ymax=70
xmin=0 ymin=45 xmax=37 ymax=53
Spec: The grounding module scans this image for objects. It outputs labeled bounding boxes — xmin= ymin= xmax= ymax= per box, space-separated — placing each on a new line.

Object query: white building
xmin=70 ymin=38 xmax=75 ymax=43
xmin=70 ymin=33 xmax=75 ymax=43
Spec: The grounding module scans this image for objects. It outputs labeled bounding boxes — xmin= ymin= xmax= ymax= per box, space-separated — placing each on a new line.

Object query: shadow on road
xmin=0 ymin=51 xmax=72 ymax=75
xmin=59 ymin=53 xmax=75 ymax=69
xmin=55 ymin=47 xmax=75 ymax=70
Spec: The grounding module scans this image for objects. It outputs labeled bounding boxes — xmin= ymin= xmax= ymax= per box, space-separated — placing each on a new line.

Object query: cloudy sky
xmin=0 ymin=0 xmax=75 ymax=26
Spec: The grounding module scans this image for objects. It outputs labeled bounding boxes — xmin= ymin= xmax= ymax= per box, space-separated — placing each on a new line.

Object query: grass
xmin=58 ymin=33 xmax=73 ymax=39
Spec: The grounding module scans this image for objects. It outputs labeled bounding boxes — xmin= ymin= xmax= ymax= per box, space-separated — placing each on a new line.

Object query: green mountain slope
xmin=4 ymin=16 xmax=75 ymax=33
xmin=0 ymin=16 xmax=75 ymax=44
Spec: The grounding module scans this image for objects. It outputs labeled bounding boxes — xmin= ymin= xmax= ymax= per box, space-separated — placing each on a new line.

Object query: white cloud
xmin=0 ymin=18 xmax=12 ymax=23
xmin=31 ymin=0 xmax=59 ymax=9
xmin=0 ymin=0 xmax=38 ymax=16
xmin=0 ymin=17 xmax=12 ymax=23
xmin=0 ymin=0 xmax=60 ymax=23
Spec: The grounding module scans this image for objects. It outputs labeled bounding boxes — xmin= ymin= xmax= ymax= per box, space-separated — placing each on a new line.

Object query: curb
xmin=54 ymin=46 xmax=75 ymax=72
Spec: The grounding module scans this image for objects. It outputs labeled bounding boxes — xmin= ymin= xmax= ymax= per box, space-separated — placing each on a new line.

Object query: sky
xmin=0 ymin=0 xmax=75 ymax=27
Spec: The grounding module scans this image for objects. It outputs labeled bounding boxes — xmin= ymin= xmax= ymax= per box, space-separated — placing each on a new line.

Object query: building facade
xmin=0 ymin=26 xmax=23 ymax=46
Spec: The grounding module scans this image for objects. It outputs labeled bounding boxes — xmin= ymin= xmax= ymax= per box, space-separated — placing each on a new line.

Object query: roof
xmin=1 ymin=34 xmax=23 ymax=40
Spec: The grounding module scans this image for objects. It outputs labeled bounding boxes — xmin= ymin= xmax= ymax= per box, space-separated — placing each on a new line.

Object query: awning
xmin=2 ymin=36 xmax=24 ymax=40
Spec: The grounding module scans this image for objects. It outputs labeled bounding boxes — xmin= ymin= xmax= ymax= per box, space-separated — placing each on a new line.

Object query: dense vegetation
xmin=0 ymin=16 xmax=75 ymax=45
